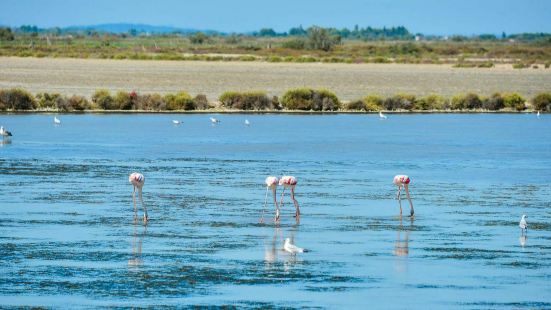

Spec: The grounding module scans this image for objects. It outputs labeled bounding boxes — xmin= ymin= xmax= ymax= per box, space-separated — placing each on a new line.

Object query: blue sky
xmin=1 ymin=0 xmax=550 ymax=35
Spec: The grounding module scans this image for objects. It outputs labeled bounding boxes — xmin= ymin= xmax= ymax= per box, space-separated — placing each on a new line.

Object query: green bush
xmin=189 ymin=32 xmax=208 ymax=44
xmin=113 ymin=91 xmax=136 ymax=110
xmin=219 ymin=91 xmax=271 ymax=110
xmin=266 ymin=56 xmax=282 ymax=62
xmin=503 ymin=93 xmax=526 ymax=111
xmin=363 ymin=95 xmax=384 ymax=111
xmin=513 ymin=63 xmax=528 ymax=69
xmin=36 ymin=92 xmax=65 ymax=109
xmin=415 ymin=94 xmax=447 ymax=110
xmin=281 ymin=38 xmax=306 ymax=50
xmin=345 ymin=100 xmax=366 ymax=111
xmin=532 ymin=93 xmax=551 ymax=112
xmin=383 ymin=93 xmax=416 ymax=110
xmin=482 ymin=93 xmax=505 ymax=110
xmin=134 ymin=93 xmax=165 ymax=110
xmin=0 ymin=88 xmax=36 ymax=110
xmin=281 ymin=88 xmax=313 ymax=110
xmin=67 ymin=95 xmax=90 ymax=111
xmin=451 ymin=93 xmax=482 ymax=110
xmin=164 ymin=92 xmax=195 ymax=110
xmin=313 ymin=89 xmax=340 ymax=111
xmin=477 ymin=61 xmax=494 ymax=68
xmin=193 ymin=94 xmax=210 ymax=110
xmin=92 ymin=89 xmax=115 ymax=110
xmin=281 ymin=88 xmax=340 ymax=111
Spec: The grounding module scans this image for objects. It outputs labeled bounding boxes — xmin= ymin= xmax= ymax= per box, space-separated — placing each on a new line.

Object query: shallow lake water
xmin=0 ymin=113 xmax=550 ymax=308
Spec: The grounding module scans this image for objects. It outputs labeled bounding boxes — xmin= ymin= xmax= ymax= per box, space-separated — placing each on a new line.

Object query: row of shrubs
xmin=0 ymin=89 xmax=211 ymax=111
xmin=5 ymin=49 xmax=551 ymax=68
xmin=345 ymin=92 xmax=547 ymax=111
xmin=1 ymin=88 xmax=550 ymax=112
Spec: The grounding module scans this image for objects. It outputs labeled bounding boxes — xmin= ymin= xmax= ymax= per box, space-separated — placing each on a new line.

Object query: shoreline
xmin=0 ymin=109 xmax=543 ymax=115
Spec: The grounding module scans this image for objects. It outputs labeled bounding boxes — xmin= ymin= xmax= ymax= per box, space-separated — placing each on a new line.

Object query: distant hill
xmin=17 ymin=23 xmax=221 ymax=35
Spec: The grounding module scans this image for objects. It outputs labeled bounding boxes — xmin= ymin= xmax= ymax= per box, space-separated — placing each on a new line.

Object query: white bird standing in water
xmin=379 ymin=111 xmax=387 ymax=120
xmin=172 ymin=120 xmax=182 ymax=125
xmin=0 ymin=126 xmax=13 ymax=139
xmin=519 ymin=215 xmax=527 ymax=235
xmin=245 ymin=119 xmax=250 ymax=126
xmin=54 ymin=117 xmax=61 ymax=125
xmin=283 ymin=238 xmax=308 ymax=254
xmin=210 ymin=117 xmax=220 ymax=124
xmin=537 ymin=111 xmax=540 ymax=118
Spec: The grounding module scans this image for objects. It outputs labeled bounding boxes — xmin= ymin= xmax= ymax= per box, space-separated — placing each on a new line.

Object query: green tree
xmin=189 ymin=32 xmax=208 ymax=44
xmin=307 ymin=26 xmax=341 ymax=51
xmin=0 ymin=27 xmax=15 ymax=41
xmin=258 ymin=28 xmax=277 ymax=37
xmin=532 ymin=93 xmax=551 ymax=112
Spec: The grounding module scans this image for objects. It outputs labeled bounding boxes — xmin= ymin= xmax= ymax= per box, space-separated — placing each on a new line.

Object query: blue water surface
xmin=0 ymin=113 xmax=550 ymax=308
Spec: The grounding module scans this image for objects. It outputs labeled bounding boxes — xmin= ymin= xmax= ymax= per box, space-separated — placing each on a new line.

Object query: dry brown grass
xmin=0 ymin=57 xmax=549 ymax=100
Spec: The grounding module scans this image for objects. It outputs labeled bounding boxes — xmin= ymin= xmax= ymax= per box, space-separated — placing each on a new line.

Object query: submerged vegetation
xmin=1 ymin=25 xmax=550 ymax=65
xmin=1 ymin=88 xmax=550 ymax=112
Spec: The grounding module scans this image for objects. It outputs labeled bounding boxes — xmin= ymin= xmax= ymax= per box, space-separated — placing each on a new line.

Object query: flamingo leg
xmin=280 ymin=187 xmax=286 ymax=209
xmin=139 ymin=188 xmax=148 ymax=224
xmin=260 ymin=186 xmax=269 ymax=223
xmin=132 ymin=186 xmax=138 ymax=221
xmin=291 ymin=186 xmax=300 ymax=218
xmin=405 ymin=185 xmax=414 ymax=217
xmin=396 ymin=186 xmax=402 ymax=215
xmin=273 ymin=188 xmax=280 ymax=222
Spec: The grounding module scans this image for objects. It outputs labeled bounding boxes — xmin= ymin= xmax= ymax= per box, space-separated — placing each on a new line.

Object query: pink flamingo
xmin=393 ymin=175 xmax=414 ymax=216
xmin=279 ymin=176 xmax=301 ymax=218
xmin=261 ymin=176 xmax=280 ymax=223
xmin=129 ymin=172 xmax=148 ymax=223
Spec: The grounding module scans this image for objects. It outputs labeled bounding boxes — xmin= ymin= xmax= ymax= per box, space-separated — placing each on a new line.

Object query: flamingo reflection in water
xmin=128 ymin=223 xmax=147 ymax=267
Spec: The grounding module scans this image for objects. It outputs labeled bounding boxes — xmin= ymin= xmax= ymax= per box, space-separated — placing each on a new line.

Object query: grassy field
xmin=0 ymin=57 xmax=550 ymax=101
xmin=2 ymin=34 xmax=551 ymax=65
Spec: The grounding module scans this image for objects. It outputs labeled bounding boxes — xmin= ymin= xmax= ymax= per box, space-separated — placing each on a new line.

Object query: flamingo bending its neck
xmin=129 ymin=172 xmax=148 ymax=224
xmin=393 ymin=175 xmax=414 ymax=217
xmin=261 ymin=176 xmax=279 ymax=223
xmin=279 ymin=176 xmax=300 ymax=219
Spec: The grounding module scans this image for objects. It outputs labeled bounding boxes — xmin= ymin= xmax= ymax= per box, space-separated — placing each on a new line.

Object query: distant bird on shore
xmin=129 ymin=172 xmax=148 ymax=224
xmin=172 ymin=120 xmax=182 ymax=125
xmin=519 ymin=214 xmax=527 ymax=235
xmin=393 ymin=175 xmax=414 ymax=217
xmin=379 ymin=111 xmax=388 ymax=120
xmin=279 ymin=176 xmax=301 ymax=219
xmin=210 ymin=117 xmax=220 ymax=124
xmin=0 ymin=126 xmax=12 ymax=139
xmin=245 ymin=119 xmax=250 ymax=126
xmin=284 ymin=238 xmax=308 ymax=254
xmin=261 ymin=176 xmax=279 ymax=223
xmin=54 ymin=116 xmax=61 ymax=125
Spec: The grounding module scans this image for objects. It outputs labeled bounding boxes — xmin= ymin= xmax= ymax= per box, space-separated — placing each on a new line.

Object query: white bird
xmin=519 ymin=215 xmax=527 ymax=235
xmin=537 ymin=111 xmax=540 ymax=118
xmin=379 ymin=111 xmax=387 ymax=120
xmin=54 ymin=117 xmax=61 ymax=125
xmin=210 ymin=117 xmax=220 ymax=124
xmin=245 ymin=119 xmax=250 ymax=126
xmin=0 ymin=126 xmax=13 ymax=138
xmin=172 ymin=120 xmax=182 ymax=125
xmin=283 ymin=238 xmax=308 ymax=254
